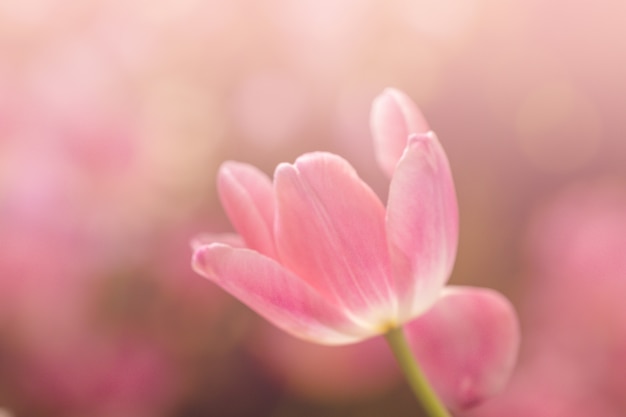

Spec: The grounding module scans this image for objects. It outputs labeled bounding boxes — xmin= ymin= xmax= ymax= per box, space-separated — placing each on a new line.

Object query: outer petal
xmin=274 ymin=152 xmax=395 ymax=329
xmin=190 ymin=233 xmax=244 ymax=250
xmin=405 ymin=286 xmax=520 ymax=410
xmin=217 ymin=161 xmax=276 ymax=257
xmin=192 ymin=243 xmax=372 ymax=345
xmin=370 ymin=88 xmax=430 ymax=177
xmin=386 ymin=133 xmax=459 ymax=320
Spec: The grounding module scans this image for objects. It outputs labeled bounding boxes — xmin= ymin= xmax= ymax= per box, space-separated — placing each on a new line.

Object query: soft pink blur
xmin=250 ymin=323 xmax=400 ymax=401
xmin=2 ymin=0 xmax=626 ymax=415
xmin=464 ymin=180 xmax=626 ymax=416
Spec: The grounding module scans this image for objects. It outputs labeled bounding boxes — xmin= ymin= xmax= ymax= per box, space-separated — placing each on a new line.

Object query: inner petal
xmin=217 ymin=161 xmax=277 ymax=258
xmin=274 ymin=152 xmax=396 ymax=327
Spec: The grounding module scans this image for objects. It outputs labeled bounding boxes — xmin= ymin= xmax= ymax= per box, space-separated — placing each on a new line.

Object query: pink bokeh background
xmin=1 ymin=0 xmax=626 ymax=415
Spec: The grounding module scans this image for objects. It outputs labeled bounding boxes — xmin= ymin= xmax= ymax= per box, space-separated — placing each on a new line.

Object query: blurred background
xmin=1 ymin=0 xmax=626 ymax=416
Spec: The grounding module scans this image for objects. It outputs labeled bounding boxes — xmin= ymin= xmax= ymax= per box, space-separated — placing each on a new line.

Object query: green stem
xmin=385 ymin=326 xmax=452 ymax=417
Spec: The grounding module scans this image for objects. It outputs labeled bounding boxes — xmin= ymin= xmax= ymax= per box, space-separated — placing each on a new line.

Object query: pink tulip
xmin=192 ymin=88 xmax=519 ymax=406
xmin=193 ymin=120 xmax=457 ymax=343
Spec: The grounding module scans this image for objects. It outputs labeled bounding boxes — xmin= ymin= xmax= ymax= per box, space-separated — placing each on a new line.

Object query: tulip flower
xmin=192 ymin=102 xmax=457 ymax=344
xmin=192 ymin=88 xmax=519 ymax=416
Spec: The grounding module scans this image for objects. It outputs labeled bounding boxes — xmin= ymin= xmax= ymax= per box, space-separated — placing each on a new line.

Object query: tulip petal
xmin=405 ymin=286 xmax=520 ymax=410
xmin=192 ymin=243 xmax=372 ymax=345
xmin=386 ymin=133 xmax=459 ymax=320
xmin=190 ymin=233 xmax=244 ymax=250
xmin=274 ymin=152 xmax=395 ymax=329
xmin=217 ymin=161 xmax=276 ymax=257
xmin=370 ymin=88 xmax=430 ymax=177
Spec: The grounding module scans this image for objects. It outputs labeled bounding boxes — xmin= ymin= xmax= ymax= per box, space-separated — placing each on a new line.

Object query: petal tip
xmin=371 ymin=88 xmax=397 ymax=112
xmin=274 ymin=161 xmax=296 ymax=180
xmin=189 ymin=234 xmax=210 ymax=251
xmin=408 ymin=131 xmax=437 ymax=144
xmin=191 ymin=244 xmax=226 ymax=281
xmin=379 ymin=88 xmax=430 ymax=133
xmin=218 ymin=160 xmax=264 ymax=185
xmin=218 ymin=160 xmax=241 ymax=176
xmin=380 ymin=87 xmax=409 ymax=106
xmin=292 ymin=151 xmax=338 ymax=167
xmin=370 ymin=88 xmax=431 ymax=177
xmin=405 ymin=131 xmax=451 ymax=173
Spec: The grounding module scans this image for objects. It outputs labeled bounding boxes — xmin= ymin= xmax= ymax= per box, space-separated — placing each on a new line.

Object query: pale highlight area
xmin=515 ymin=81 xmax=601 ymax=173
xmin=138 ymin=80 xmax=222 ymax=207
xmin=0 ymin=0 xmax=55 ymax=35
xmin=230 ymin=72 xmax=310 ymax=149
xmin=127 ymin=0 xmax=206 ymax=26
xmin=273 ymin=0 xmax=374 ymax=79
xmin=398 ymin=0 xmax=478 ymax=43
